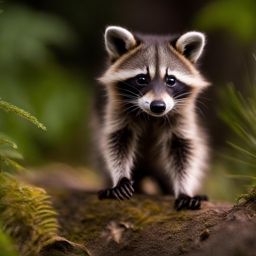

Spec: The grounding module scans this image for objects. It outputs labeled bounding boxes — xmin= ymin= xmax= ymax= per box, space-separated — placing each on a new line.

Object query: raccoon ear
xmin=104 ymin=26 xmax=137 ymax=59
xmin=175 ymin=32 xmax=205 ymax=63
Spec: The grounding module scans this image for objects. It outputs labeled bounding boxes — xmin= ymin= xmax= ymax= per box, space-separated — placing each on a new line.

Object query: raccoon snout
xmin=150 ymin=100 xmax=166 ymax=114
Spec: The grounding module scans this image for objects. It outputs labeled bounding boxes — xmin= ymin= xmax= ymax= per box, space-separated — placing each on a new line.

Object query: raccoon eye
xmin=166 ymin=75 xmax=176 ymax=87
xmin=135 ymin=74 xmax=149 ymax=85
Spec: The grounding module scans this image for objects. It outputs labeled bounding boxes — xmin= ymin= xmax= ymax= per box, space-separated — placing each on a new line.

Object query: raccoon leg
xmin=166 ymin=133 xmax=208 ymax=210
xmin=98 ymin=177 xmax=134 ymax=200
xmin=99 ymin=126 xmax=137 ymax=200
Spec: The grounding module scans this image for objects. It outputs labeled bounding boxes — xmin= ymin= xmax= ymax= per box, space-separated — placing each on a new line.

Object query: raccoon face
xmin=116 ymin=70 xmax=192 ymax=117
xmin=99 ymin=26 xmax=209 ymax=117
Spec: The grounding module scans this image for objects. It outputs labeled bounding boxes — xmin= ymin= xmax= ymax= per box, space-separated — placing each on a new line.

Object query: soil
xmin=42 ymin=189 xmax=256 ymax=256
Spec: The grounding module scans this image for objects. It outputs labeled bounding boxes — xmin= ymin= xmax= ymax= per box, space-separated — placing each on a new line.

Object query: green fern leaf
xmin=0 ymin=134 xmax=17 ymax=149
xmin=0 ymin=99 xmax=46 ymax=131
xmin=0 ymin=173 xmax=59 ymax=256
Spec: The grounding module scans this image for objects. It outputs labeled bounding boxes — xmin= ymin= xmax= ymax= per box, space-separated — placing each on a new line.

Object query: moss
xmin=237 ymin=186 xmax=256 ymax=204
xmin=52 ymin=192 xmax=200 ymax=243
xmin=47 ymin=190 xmax=244 ymax=256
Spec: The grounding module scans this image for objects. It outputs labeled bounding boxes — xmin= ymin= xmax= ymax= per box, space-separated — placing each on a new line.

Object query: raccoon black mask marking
xmin=95 ymin=26 xmax=210 ymax=210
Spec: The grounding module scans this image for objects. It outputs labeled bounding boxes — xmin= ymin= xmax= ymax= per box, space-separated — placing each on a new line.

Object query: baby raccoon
xmin=95 ymin=26 xmax=210 ymax=210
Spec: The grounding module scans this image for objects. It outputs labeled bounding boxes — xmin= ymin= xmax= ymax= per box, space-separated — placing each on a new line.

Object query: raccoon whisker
xmin=122 ymin=103 xmax=141 ymax=115
xmin=115 ymin=103 xmax=138 ymax=111
xmin=175 ymin=96 xmax=191 ymax=100
xmin=196 ymin=100 xmax=208 ymax=110
xmin=121 ymin=104 xmax=143 ymax=117
xmin=112 ymin=99 xmax=136 ymax=105
xmin=118 ymin=84 xmax=144 ymax=97
xmin=172 ymin=103 xmax=186 ymax=113
xmin=176 ymin=102 xmax=205 ymax=117
xmin=175 ymin=101 xmax=188 ymax=106
xmin=175 ymin=99 xmax=189 ymax=103
xmin=175 ymin=103 xmax=189 ymax=107
xmin=117 ymin=96 xmax=139 ymax=104
xmin=174 ymin=101 xmax=189 ymax=107
xmin=118 ymin=89 xmax=141 ymax=98
xmin=120 ymin=85 xmax=143 ymax=94
xmin=115 ymin=92 xmax=138 ymax=100
xmin=195 ymin=106 xmax=206 ymax=118
xmin=110 ymin=99 xmax=142 ymax=116
xmin=163 ymin=114 xmax=172 ymax=127
xmin=116 ymin=91 xmax=141 ymax=101
xmin=120 ymin=81 xmax=143 ymax=91
xmin=197 ymin=95 xmax=210 ymax=101
xmin=135 ymin=108 xmax=144 ymax=118
xmin=145 ymin=112 xmax=150 ymax=121
xmin=124 ymin=102 xmax=141 ymax=113
xmin=173 ymin=92 xmax=191 ymax=98
xmin=174 ymin=92 xmax=192 ymax=99
xmin=123 ymin=104 xmax=139 ymax=112
xmin=171 ymin=104 xmax=178 ymax=111
xmin=110 ymin=100 xmax=134 ymax=108
xmin=174 ymin=103 xmax=205 ymax=119
xmin=174 ymin=98 xmax=192 ymax=105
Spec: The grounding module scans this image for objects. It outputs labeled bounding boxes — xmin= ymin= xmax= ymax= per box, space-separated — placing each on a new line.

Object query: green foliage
xmin=0 ymin=98 xmax=47 ymax=172
xmin=0 ymin=96 xmax=90 ymax=256
xmin=0 ymin=99 xmax=46 ymax=131
xmin=219 ymin=84 xmax=256 ymax=173
xmin=0 ymin=173 xmax=59 ymax=256
xmin=0 ymin=5 xmax=88 ymax=163
xmin=0 ymin=90 xmax=60 ymax=256
xmin=0 ymin=133 xmax=24 ymax=172
xmin=237 ymin=185 xmax=256 ymax=203
xmin=0 ymin=134 xmax=18 ymax=149
xmin=195 ymin=0 xmax=256 ymax=43
xmin=0 ymin=6 xmax=89 ymax=254
xmin=0 ymin=5 xmax=73 ymax=67
xmin=0 ymin=227 xmax=18 ymax=256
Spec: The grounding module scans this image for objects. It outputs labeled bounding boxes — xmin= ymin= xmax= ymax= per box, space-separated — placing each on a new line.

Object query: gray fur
xmin=95 ymin=26 xmax=210 ymax=198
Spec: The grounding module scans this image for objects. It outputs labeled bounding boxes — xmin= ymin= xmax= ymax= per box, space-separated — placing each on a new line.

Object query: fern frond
xmin=0 ymin=173 xmax=59 ymax=256
xmin=0 ymin=147 xmax=23 ymax=160
xmin=1 ymin=158 xmax=25 ymax=172
xmin=0 ymin=134 xmax=17 ymax=149
xmin=0 ymin=144 xmax=24 ymax=172
xmin=0 ymin=99 xmax=46 ymax=131
xmin=219 ymin=84 xmax=256 ymax=168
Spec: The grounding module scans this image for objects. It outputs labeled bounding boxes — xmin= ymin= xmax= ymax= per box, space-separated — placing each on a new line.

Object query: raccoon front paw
xmin=174 ymin=194 xmax=208 ymax=211
xmin=98 ymin=177 xmax=134 ymax=200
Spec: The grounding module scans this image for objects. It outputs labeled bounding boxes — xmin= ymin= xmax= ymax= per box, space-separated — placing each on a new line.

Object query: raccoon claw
xmin=98 ymin=188 xmax=113 ymax=200
xmin=98 ymin=177 xmax=134 ymax=200
xmin=174 ymin=194 xmax=208 ymax=211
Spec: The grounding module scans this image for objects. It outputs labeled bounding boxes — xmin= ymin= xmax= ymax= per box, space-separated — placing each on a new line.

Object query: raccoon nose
xmin=150 ymin=100 xmax=166 ymax=114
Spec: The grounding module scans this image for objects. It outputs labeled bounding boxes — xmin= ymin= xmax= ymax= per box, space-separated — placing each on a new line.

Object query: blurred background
xmin=0 ymin=0 xmax=255 ymax=201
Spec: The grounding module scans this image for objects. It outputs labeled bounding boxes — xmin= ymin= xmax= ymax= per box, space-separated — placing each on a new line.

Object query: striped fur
xmin=95 ymin=26 xmax=210 ymax=202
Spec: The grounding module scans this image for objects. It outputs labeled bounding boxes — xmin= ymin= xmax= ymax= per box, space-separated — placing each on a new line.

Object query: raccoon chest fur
xmin=132 ymin=121 xmax=174 ymax=193
xmin=135 ymin=122 xmax=164 ymax=170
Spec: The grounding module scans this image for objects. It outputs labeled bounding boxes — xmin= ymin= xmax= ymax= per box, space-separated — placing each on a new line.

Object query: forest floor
xmin=49 ymin=191 xmax=256 ymax=256
xmin=23 ymin=165 xmax=256 ymax=256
